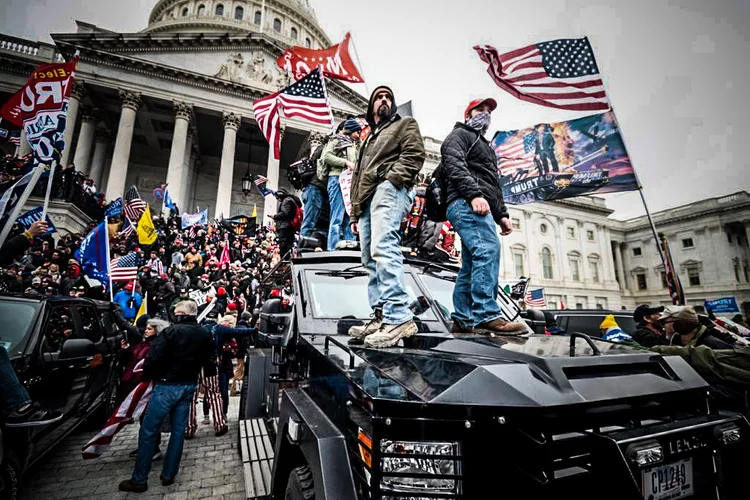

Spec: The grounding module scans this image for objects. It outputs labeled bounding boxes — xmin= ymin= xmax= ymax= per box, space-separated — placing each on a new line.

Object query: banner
xmin=499 ymin=278 xmax=529 ymax=300
xmin=136 ymin=205 xmax=157 ymax=245
xmin=73 ymin=221 xmax=109 ymax=285
xmin=189 ymin=286 xmax=216 ymax=305
xmin=221 ymin=215 xmax=256 ymax=237
xmin=17 ymin=206 xmax=56 ymax=235
xmin=1 ymin=59 xmax=78 ymax=168
xmin=104 ymin=198 xmax=123 ymax=218
xmin=492 ymin=111 xmax=638 ymax=205
xmin=660 ymin=234 xmax=685 ymax=305
xmin=705 ymin=297 xmax=740 ymax=314
xmin=276 ymin=32 xmax=363 ymax=83
xmin=181 ymin=208 xmax=208 ymax=229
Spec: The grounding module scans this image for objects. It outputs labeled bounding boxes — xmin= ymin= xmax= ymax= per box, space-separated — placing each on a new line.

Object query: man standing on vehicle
xmin=441 ymin=98 xmax=527 ymax=335
xmin=348 ymin=86 xmax=426 ymax=348
xmin=119 ymin=300 xmax=215 ymax=493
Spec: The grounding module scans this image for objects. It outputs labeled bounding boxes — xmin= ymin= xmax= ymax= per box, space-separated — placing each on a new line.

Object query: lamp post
xmin=241 ymin=127 xmax=254 ymax=196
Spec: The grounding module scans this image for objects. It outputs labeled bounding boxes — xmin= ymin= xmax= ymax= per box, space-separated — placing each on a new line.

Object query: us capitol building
xmin=1 ymin=0 xmax=748 ymax=316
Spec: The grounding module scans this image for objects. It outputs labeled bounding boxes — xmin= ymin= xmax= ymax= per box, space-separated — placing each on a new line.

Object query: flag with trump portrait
xmin=492 ymin=111 xmax=638 ymax=205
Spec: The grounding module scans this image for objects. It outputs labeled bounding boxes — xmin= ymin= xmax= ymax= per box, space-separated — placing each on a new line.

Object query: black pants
xmin=278 ymin=228 xmax=295 ymax=257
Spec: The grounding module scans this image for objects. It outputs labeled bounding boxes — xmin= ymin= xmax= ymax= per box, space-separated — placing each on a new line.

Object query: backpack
xmin=423 ymin=133 xmax=482 ymax=223
xmin=291 ymin=204 xmax=304 ymax=232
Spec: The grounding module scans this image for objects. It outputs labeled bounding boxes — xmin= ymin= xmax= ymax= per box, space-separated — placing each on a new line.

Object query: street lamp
xmin=241 ymin=127 xmax=253 ymax=196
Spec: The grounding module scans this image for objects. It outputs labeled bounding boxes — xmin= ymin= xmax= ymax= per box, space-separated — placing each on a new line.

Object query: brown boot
xmin=451 ymin=322 xmax=472 ymax=334
xmin=119 ymin=480 xmax=148 ymax=493
xmin=475 ymin=317 xmax=528 ymax=335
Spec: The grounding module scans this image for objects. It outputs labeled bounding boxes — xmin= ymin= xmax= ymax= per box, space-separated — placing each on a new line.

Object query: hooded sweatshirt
xmin=349 ymin=86 xmax=426 ymax=222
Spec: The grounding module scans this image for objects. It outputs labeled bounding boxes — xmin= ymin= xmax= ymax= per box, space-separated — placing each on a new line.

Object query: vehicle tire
xmin=0 ymin=452 xmax=21 ymax=500
xmin=284 ymin=465 xmax=314 ymax=500
xmin=88 ymin=374 xmax=120 ymax=426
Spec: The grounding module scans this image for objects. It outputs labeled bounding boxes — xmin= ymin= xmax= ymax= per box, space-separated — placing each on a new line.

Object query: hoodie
xmin=349 ymin=87 xmax=426 ymax=221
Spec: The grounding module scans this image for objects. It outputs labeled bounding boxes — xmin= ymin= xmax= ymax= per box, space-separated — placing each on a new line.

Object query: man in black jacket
xmin=271 ymin=188 xmax=300 ymax=257
xmin=632 ymin=304 xmax=669 ymax=347
xmin=660 ymin=306 xmax=736 ymax=349
xmin=441 ymin=98 xmax=526 ymax=335
xmin=119 ymin=300 xmax=215 ymax=493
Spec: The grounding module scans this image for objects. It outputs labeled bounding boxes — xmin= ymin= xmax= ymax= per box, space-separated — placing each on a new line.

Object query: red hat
xmin=227 ymin=302 xmax=237 ymax=311
xmin=124 ymin=282 xmax=134 ymax=291
xmin=464 ymin=98 xmax=497 ymax=120
xmin=217 ymin=286 xmax=227 ymax=297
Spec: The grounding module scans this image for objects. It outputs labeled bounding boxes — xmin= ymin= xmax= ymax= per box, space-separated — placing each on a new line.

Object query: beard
xmin=376 ymin=103 xmax=390 ymax=119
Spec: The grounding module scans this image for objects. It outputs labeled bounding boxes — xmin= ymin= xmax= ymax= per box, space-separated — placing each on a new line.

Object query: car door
xmin=73 ymin=303 xmax=111 ymax=411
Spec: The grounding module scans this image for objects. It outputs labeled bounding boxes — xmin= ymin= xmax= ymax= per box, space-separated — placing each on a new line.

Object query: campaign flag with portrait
xmin=492 ymin=111 xmax=638 ymax=205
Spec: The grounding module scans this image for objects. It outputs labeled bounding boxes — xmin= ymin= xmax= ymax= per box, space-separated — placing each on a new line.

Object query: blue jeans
xmin=300 ymin=184 xmax=324 ymax=237
xmin=447 ymin=198 xmax=503 ymax=328
xmin=132 ymin=383 xmax=196 ymax=484
xmin=358 ymin=180 xmax=413 ymax=324
xmin=0 ymin=346 xmax=30 ymax=412
xmin=327 ymin=175 xmax=354 ymax=251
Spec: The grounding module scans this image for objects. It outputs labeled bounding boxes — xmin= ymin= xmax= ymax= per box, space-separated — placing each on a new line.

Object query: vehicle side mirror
xmin=59 ymin=338 xmax=95 ymax=359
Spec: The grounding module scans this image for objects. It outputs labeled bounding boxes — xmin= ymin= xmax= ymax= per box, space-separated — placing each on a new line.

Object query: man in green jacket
xmin=348 ymin=86 xmax=426 ymax=348
xmin=318 ymin=118 xmax=362 ymax=251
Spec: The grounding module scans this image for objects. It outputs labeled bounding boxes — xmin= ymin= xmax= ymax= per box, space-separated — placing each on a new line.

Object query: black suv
xmin=239 ymin=252 xmax=748 ymax=500
xmin=0 ymin=294 xmax=123 ymax=499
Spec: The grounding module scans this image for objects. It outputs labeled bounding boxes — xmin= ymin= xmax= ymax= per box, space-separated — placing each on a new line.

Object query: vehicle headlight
xmin=380 ymin=440 xmax=461 ymax=495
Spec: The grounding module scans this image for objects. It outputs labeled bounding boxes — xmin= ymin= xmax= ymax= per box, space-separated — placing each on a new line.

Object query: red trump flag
xmin=276 ymin=32 xmax=364 ymax=83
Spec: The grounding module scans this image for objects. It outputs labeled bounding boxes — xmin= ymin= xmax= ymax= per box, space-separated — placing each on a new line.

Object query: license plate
xmin=642 ymin=458 xmax=693 ymax=499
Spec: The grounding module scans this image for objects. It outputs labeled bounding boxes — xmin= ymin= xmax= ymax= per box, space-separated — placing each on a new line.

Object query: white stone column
xmin=263 ymin=126 xmax=284 ymax=220
xmin=72 ymin=106 xmax=97 ymax=175
xmin=164 ymin=101 xmax=193 ymax=215
xmin=181 ymin=127 xmax=196 ymax=210
xmin=61 ymin=81 xmax=85 ymax=168
xmin=105 ymin=90 xmax=141 ymax=201
xmin=216 ymin=112 xmax=241 ymax=218
xmin=89 ymin=128 xmax=109 ymax=189
xmin=615 ymin=241 xmax=628 ymax=292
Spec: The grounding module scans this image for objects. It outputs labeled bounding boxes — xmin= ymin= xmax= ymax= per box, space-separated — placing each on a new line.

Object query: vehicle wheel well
xmin=272 ymin=422 xmax=308 ymax=499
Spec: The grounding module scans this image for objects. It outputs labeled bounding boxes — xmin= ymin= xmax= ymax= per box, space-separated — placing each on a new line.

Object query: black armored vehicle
xmin=240 ymin=251 xmax=748 ymax=500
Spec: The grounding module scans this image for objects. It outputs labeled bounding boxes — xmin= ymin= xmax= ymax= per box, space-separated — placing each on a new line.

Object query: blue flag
xmin=164 ymin=188 xmax=177 ymax=211
xmin=73 ymin=222 xmax=109 ymax=285
xmin=105 ymin=197 xmax=123 ymax=218
xmin=16 ymin=206 xmax=57 ymax=235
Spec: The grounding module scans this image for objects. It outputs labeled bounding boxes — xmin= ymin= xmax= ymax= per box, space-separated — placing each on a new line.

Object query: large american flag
xmin=496 ymin=130 xmax=539 ymax=172
xmin=474 ymin=37 xmax=610 ymax=111
xmin=8 ymin=132 xmax=21 ymax=146
xmin=124 ymin=186 xmax=146 ymax=221
xmin=110 ymin=252 xmax=139 ymax=281
xmin=252 ymin=67 xmax=333 ymax=160
xmin=525 ymin=288 xmax=547 ymax=307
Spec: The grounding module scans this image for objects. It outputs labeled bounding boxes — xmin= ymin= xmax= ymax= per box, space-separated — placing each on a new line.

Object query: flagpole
xmin=585 ymin=36 xmax=666 ymax=266
xmin=348 ymin=32 xmax=370 ymax=96
xmin=0 ymin=166 xmax=45 ymax=248
xmin=104 ymin=226 xmax=113 ymax=302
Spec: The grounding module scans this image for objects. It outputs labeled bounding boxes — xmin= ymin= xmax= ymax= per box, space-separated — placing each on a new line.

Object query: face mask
xmin=466 ymin=111 xmax=491 ymax=133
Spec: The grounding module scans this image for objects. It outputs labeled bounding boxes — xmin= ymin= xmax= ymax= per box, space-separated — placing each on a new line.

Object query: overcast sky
xmin=2 ymin=0 xmax=748 ymax=220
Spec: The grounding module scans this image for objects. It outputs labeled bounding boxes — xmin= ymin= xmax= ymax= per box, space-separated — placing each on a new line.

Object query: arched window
xmin=254 ymin=10 xmax=262 ymax=24
xmin=290 ymin=27 xmax=298 ymax=39
xmin=235 ymin=6 xmax=244 ymax=20
xmin=197 ymin=4 xmax=206 ymax=16
xmin=182 ymin=7 xmax=189 ymax=16
xmin=541 ymin=247 xmax=554 ymax=280
xmin=215 ymin=4 xmax=224 ymax=15
xmin=305 ymin=37 xmax=311 ymax=48
xmin=273 ymin=18 xmax=282 ymax=32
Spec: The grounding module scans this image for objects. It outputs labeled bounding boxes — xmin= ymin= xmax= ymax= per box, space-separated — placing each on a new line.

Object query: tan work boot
xmin=451 ymin=322 xmax=473 ymax=334
xmin=364 ymin=320 xmax=418 ymax=348
xmin=349 ymin=309 xmax=383 ymax=340
xmin=475 ymin=317 xmax=528 ymax=335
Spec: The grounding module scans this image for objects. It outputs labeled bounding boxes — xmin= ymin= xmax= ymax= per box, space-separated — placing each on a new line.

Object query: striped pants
xmin=186 ymin=368 xmax=225 ymax=437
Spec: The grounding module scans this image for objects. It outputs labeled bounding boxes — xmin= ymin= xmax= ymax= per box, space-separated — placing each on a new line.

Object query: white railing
xmin=0 ymin=38 xmax=39 ymax=56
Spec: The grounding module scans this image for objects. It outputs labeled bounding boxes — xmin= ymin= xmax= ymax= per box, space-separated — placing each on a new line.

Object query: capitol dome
xmin=144 ymin=0 xmax=331 ymax=49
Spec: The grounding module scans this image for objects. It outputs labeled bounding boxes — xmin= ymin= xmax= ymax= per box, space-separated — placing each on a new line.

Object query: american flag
xmin=254 ymin=175 xmax=269 ymax=186
xmin=124 ymin=185 xmax=146 ymax=221
xmin=474 ymin=38 xmax=610 ymax=111
xmin=118 ymin=216 xmax=134 ymax=238
xmin=110 ymin=252 xmax=139 ymax=281
xmin=252 ymin=67 xmax=333 ymax=160
xmin=496 ymin=130 xmax=539 ymax=172
xmin=525 ymin=288 xmax=547 ymax=307
xmin=8 ymin=132 xmax=21 ymax=146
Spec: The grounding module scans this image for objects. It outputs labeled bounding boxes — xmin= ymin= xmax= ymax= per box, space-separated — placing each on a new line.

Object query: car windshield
xmin=0 ymin=301 xmax=39 ymax=355
xmin=305 ymin=270 xmax=436 ymax=321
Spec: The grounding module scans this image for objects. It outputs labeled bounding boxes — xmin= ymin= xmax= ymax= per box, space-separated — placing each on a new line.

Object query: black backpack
xmin=423 ymin=134 xmax=482 ymax=222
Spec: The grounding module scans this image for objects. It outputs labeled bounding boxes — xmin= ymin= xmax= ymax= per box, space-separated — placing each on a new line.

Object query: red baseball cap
xmin=464 ymin=98 xmax=497 ymax=119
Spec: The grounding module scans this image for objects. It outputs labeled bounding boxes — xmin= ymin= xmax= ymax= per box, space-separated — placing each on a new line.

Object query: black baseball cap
xmin=634 ymin=304 xmax=665 ymax=323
